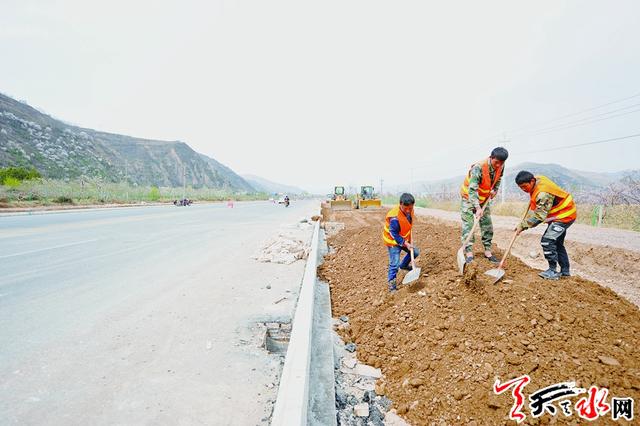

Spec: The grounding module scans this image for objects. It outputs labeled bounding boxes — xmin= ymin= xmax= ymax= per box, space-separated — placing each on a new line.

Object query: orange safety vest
xmin=460 ymin=158 xmax=502 ymax=204
xmin=382 ymin=205 xmax=413 ymax=247
xmin=529 ymin=175 xmax=577 ymax=223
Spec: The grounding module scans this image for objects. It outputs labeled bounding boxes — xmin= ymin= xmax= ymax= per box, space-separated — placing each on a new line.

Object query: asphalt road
xmin=0 ymin=200 xmax=318 ymax=425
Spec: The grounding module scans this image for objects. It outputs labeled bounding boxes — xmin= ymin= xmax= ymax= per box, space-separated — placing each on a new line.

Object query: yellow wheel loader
xmin=355 ymin=186 xmax=382 ymax=209
xmin=329 ymin=186 xmax=353 ymax=210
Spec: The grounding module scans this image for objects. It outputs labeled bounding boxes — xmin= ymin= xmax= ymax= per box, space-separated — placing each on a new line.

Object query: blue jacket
xmin=389 ymin=212 xmax=412 ymax=247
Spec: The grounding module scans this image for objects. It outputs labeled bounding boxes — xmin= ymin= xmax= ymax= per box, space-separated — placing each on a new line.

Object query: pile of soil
xmin=318 ymin=210 xmax=640 ymax=424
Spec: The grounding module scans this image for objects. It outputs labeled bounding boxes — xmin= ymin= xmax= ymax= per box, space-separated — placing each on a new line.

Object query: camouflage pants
xmin=460 ymin=198 xmax=493 ymax=254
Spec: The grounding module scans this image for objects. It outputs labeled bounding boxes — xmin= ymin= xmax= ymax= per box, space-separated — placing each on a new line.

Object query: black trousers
xmin=541 ymin=220 xmax=574 ymax=272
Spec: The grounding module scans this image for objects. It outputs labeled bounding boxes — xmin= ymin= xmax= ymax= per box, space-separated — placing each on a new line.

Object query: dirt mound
xmin=461 ymin=262 xmax=488 ymax=291
xmin=319 ymin=210 xmax=640 ymax=424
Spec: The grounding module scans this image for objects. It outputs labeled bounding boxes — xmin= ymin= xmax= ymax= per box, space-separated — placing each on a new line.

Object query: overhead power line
xmin=504 ymin=91 xmax=640 ymax=135
xmin=518 ymin=105 xmax=640 ymax=139
xmin=479 ymin=91 xmax=640 ymax=144
xmin=401 ymin=132 xmax=640 ymax=184
xmin=522 ymin=132 xmax=640 ymax=154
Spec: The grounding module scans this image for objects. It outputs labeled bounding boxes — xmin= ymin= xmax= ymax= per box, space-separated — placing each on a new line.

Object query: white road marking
xmin=0 ymin=239 xmax=100 ymax=259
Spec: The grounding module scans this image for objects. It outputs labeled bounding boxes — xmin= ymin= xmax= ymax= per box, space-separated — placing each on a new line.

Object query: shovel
xmin=484 ymin=231 xmax=519 ymax=284
xmin=485 ymin=207 xmax=529 ymax=284
xmin=457 ymin=199 xmax=490 ymax=274
xmin=457 ymin=215 xmax=480 ymax=274
xmin=402 ymin=231 xmax=421 ymax=285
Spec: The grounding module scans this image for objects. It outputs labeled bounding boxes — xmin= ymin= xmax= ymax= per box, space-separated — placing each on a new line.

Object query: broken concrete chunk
xmin=384 ymin=409 xmax=411 ymax=425
xmin=342 ymin=357 xmax=357 ymax=369
xmin=355 ymin=364 xmax=382 ymax=379
xmin=345 ymin=343 xmax=357 ymax=352
xmin=353 ymin=402 xmax=369 ymax=417
xmin=354 ymin=381 xmax=375 ymax=391
xmin=253 ymin=235 xmax=309 ymax=264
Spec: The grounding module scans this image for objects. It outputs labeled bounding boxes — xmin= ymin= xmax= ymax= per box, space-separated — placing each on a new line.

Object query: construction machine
xmin=355 ymin=185 xmax=382 ymax=209
xmin=329 ymin=186 xmax=353 ymax=210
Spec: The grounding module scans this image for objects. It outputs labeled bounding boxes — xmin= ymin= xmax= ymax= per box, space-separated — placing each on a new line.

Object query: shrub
xmin=415 ymin=198 xmax=429 ymax=208
xmin=3 ymin=177 xmax=21 ymax=188
xmin=53 ymin=196 xmax=73 ymax=204
xmin=0 ymin=167 xmax=41 ymax=184
xmin=24 ymin=192 xmax=40 ymax=201
xmin=148 ymin=186 xmax=161 ymax=201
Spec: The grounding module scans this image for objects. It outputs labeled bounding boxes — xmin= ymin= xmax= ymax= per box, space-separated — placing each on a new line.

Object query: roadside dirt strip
xmin=319 ymin=209 xmax=640 ymax=424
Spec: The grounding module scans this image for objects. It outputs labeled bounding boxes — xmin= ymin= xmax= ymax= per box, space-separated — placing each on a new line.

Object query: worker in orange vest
xmin=382 ymin=193 xmax=420 ymax=293
xmin=515 ymin=171 xmax=577 ymax=280
xmin=460 ymin=147 xmax=509 ymax=264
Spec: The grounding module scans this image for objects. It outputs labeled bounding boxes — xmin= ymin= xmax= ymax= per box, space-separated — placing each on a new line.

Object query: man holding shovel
xmin=459 ymin=147 xmax=509 ymax=264
xmin=515 ymin=171 xmax=577 ymax=280
xmin=382 ymin=193 xmax=420 ymax=293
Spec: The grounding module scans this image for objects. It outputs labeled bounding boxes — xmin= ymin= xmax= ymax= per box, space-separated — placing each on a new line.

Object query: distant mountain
xmin=501 ymin=163 xmax=636 ymax=200
xmin=0 ymin=93 xmax=255 ymax=191
xmin=242 ymin=174 xmax=307 ymax=195
xmin=390 ymin=162 xmax=638 ymax=202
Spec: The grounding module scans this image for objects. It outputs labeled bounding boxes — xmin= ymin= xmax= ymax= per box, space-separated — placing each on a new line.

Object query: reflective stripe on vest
xmin=382 ymin=205 xmax=413 ymax=247
xmin=460 ymin=158 xmax=502 ymax=203
xmin=529 ymin=175 xmax=577 ymax=223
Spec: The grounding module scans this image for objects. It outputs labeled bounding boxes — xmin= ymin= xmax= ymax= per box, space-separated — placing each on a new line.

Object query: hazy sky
xmin=1 ymin=0 xmax=639 ymax=193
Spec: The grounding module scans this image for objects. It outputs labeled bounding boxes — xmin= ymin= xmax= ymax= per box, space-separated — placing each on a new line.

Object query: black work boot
xmin=539 ymin=269 xmax=560 ymax=280
xmin=484 ymin=254 xmax=499 ymax=264
xmin=388 ymin=279 xmax=398 ymax=293
xmin=560 ymin=269 xmax=571 ymax=277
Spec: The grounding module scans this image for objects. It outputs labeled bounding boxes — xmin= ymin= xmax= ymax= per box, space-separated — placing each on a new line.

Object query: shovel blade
xmin=456 ymin=247 xmax=466 ymax=274
xmin=402 ymin=267 xmax=421 ymax=285
xmin=484 ymin=268 xmax=505 ymax=284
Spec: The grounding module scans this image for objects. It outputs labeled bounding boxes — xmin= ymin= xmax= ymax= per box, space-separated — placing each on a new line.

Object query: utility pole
xmin=182 ymin=164 xmax=186 ymax=201
xmin=125 ymin=160 xmax=129 ymax=202
xmin=500 ymin=133 xmax=510 ymax=204
xmin=501 ymin=163 xmax=506 ymax=204
xmin=410 ymin=168 xmax=414 ymax=195
xmin=380 ymin=179 xmax=384 ymax=197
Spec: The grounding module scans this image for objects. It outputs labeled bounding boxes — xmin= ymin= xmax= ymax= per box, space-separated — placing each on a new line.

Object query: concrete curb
xmin=271 ymin=219 xmax=322 ymax=425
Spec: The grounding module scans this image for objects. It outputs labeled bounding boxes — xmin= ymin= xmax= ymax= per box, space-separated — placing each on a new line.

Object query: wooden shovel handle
xmin=497 ymin=205 xmax=530 ymax=269
xmin=409 ymin=230 xmax=416 ymax=268
xmin=461 ymin=198 xmax=490 ymax=247
xmin=462 ymin=216 xmax=480 ymax=247
xmin=497 ymin=232 xmax=519 ymax=269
